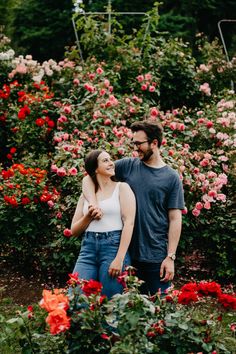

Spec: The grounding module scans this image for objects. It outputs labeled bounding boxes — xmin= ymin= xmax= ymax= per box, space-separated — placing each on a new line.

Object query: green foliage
xmin=0 ymin=307 xmax=67 ymax=353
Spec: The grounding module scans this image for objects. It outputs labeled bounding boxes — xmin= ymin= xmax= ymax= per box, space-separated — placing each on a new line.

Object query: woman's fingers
xmin=108 ymin=268 xmax=121 ymax=278
xmin=88 ymin=205 xmax=103 ymax=219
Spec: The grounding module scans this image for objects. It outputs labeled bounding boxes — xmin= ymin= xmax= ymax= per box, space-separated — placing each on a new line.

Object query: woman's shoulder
xmin=119 ymin=181 xmax=132 ymax=193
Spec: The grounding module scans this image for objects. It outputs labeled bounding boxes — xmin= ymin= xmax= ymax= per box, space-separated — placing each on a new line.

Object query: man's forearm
xmin=167 ymin=210 xmax=182 ymax=254
xmin=82 ymin=175 xmax=97 ymax=204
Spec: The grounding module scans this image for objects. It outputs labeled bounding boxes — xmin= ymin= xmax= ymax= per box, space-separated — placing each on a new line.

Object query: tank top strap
xmin=112 ymin=182 xmax=121 ymax=199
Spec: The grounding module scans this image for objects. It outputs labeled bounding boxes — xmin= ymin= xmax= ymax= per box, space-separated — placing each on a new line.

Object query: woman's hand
xmin=108 ymin=257 xmax=123 ymax=278
xmin=88 ymin=204 xmax=103 ymax=220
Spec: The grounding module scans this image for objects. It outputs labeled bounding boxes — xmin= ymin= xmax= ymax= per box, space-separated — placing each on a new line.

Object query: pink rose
xmin=204 ymin=201 xmax=211 ymax=210
xmin=150 ymin=107 xmax=159 ymax=117
xmin=64 ymin=106 xmax=71 ymax=114
xmin=63 ymin=228 xmax=72 ymax=237
xmin=137 ymin=75 xmax=144 ymax=82
xmin=195 ymin=202 xmax=203 ymax=210
xmin=96 ymin=67 xmax=104 ymax=75
xmin=68 ymin=167 xmax=78 ymax=176
xmin=192 ymin=208 xmax=200 ymax=217
xmin=57 ymin=167 xmax=67 ymax=177
xmin=51 ymin=164 xmax=58 ymax=173
xmin=104 ymin=119 xmax=111 ymax=126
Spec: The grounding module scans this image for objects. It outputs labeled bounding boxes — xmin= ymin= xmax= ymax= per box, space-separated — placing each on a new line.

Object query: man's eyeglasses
xmin=131 ymin=140 xmax=150 ymax=147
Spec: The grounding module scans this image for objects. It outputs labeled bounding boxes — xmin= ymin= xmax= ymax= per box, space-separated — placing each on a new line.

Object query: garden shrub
xmin=1 ymin=269 xmax=235 ymax=353
xmin=0 ymin=9 xmax=235 ymax=281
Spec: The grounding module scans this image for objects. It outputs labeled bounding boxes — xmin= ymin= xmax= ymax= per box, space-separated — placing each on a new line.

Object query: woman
xmin=71 ymin=150 xmax=136 ymax=299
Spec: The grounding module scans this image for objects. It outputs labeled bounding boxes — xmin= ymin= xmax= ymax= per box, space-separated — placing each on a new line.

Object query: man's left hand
xmin=160 ymin=257 xmax=174 ymax=282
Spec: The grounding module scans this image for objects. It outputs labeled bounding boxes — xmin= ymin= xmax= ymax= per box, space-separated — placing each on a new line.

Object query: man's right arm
xmin=82 ymin=175 xmax=97 ymax=205
xmin=82 ymin=158 xmax=127 ymax=203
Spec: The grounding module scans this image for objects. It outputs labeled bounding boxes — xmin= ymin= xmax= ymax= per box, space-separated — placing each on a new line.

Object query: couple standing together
xmin=71 ymin=120 xmax=185 ymax=299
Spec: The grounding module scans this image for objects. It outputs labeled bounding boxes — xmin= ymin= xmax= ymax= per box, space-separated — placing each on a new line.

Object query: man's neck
xmin=143 ymin=152 xmax=166 ymax=168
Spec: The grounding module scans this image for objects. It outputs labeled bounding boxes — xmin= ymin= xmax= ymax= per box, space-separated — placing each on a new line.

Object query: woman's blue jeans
xmin=72 ymin=230 xmax=131 ymax=299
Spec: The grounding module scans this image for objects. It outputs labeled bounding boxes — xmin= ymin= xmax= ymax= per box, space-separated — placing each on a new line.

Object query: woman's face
xmin=96 ymin=152 xmax=115 ymax=177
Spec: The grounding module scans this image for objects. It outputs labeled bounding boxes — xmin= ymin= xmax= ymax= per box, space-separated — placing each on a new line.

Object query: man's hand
xmin=160 ymin=257 xmax=174 ymax=282
xmin=88 ymin=205 xmax=103 ymax=220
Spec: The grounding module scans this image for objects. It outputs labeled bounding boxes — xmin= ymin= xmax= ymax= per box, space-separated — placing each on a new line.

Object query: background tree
xmin=1 ymin=0 xmax=235 ymax=61
xmin=5 ymin=0 xmax=75 ymax=61
xmin=158 ymin=0 xmax=236 ymax=58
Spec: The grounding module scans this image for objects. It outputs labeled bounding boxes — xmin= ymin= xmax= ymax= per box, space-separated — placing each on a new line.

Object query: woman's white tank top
xmin=83 ymin=182 xmax=123 ymax=232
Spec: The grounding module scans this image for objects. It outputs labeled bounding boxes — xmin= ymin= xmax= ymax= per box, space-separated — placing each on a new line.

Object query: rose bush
xmin=1 ymin=268 xmax=235 ymax=353
xmin=0 ymin=11 xmax=236 ymax=281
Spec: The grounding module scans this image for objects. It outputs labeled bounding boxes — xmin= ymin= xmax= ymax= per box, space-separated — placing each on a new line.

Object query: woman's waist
xmin=83 ymin=230 xmax=122 ymax=239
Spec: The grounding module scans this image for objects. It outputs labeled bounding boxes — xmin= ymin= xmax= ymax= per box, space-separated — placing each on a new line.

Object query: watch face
xmin=168 ymin=253 xmax=176 ymax=260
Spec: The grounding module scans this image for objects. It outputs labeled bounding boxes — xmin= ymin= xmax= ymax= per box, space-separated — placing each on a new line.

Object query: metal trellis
xmin=217 ymin=19 xmax=236 ymax=91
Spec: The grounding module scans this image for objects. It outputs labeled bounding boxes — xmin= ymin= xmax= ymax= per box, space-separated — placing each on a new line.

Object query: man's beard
xmin=139 ymin=148 xmax=153 ymax=162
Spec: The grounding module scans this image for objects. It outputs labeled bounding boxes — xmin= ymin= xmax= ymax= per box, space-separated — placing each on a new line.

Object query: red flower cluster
xmin=81 ymin=279 xmax=103 ymax=297
xmin=67 ymin=272 xmax=80 ymax=286
xmin=6 ymin=147 xmax=17 ymax=160
xmin=34 ymin=116 xmax=55 ymax=130
xmin=0 ymin=84 xmax=10 ymax=99
xmin=176 ymin=281 xmax=236 ymax=310
xmin=178 ymin=290 xmax=198 ymax=305
xmin=197 ymin=281 xmax=222 ymax=297
xmin=218 ymin=293 xmax=236 ymax=310
xmin=0 ymin=164 xmax=59 ymax=208
xmin=18 ymin=105 xmax=31 ymax=120
xmin=147 ymin=320 xmax=165 ymax=338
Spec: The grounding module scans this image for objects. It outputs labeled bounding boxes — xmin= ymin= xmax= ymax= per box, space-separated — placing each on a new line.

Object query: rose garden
xmin=0 ymin=6 xmax=236 ymax=354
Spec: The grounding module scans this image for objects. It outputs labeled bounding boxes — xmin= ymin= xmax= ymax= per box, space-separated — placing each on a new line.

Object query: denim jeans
xmin=132 ymin=260 xmax=170 ymax=296
xmin=72 ymin=230 xmax=131 ymax=299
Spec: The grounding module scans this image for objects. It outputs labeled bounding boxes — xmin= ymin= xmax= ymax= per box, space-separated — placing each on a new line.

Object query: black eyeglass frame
xmin=131 ymin=140 xmax=150 ymax=147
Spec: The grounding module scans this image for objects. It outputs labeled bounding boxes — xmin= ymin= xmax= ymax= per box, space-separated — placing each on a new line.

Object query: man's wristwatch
xmin=167 ymin=253 xmax=176 ymax=261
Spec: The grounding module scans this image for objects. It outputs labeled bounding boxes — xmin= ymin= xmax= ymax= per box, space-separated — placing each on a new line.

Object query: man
xmin=83 ymin=120 xmax=185 ymax=295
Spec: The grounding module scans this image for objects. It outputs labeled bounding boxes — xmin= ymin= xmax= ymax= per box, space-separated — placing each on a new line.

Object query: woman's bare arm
xmin=82 ymin=175 xmax=97 ymax=205
xmin=70 ymin=195 xmax=101 ymax=237
xmin=108 ymin=183 xmax=136 ymax=277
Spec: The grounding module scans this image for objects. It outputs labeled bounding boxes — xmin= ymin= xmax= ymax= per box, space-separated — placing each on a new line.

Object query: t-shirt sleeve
xmin=115 ymin=158 xmax=131 ymax=181
xmin=167 ymin=173 xmax=185 ymax=209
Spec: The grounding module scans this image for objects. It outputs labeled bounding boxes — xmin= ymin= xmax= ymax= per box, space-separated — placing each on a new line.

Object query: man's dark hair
xmin=130 ymin=120 xmax=163 ymax=147
xmin=84 ymin=150 xmax=103 ymax=192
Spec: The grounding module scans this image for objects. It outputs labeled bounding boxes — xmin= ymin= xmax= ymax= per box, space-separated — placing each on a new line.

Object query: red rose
xmin=21 ymin=197 xmax=31 ymax=205
xmin=197 ymin=281 xmax=222 ymax=297
xmin=180 ymin=282 xmax=198 ymax=293
xmin=218 ymin=293 xmax=236 ymax=310
xmin=35 ymin=118 xmax=45 ymax=126
xmin=178 ymin=291 xmax=198 ymax=305
xmin=47 ymin=120 xmax=55 ymax=128
xmin=81 ymin=279 xmax=103 ymax=296
xmin=63 ymin=228 xmax=72 ymax=238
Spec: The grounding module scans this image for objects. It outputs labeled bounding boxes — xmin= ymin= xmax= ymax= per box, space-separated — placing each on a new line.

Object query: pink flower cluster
xmin=192 ymin=171 xmax=227 ymax=216
xmin=136 ymin=73 xmax=157 ymax=92
xmin=199 ymin=82 xmax=211 ymax=96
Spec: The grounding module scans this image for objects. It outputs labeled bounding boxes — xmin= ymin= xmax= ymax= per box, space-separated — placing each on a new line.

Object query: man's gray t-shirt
xmin=115 ymin=158 xmax=185 ymax=263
